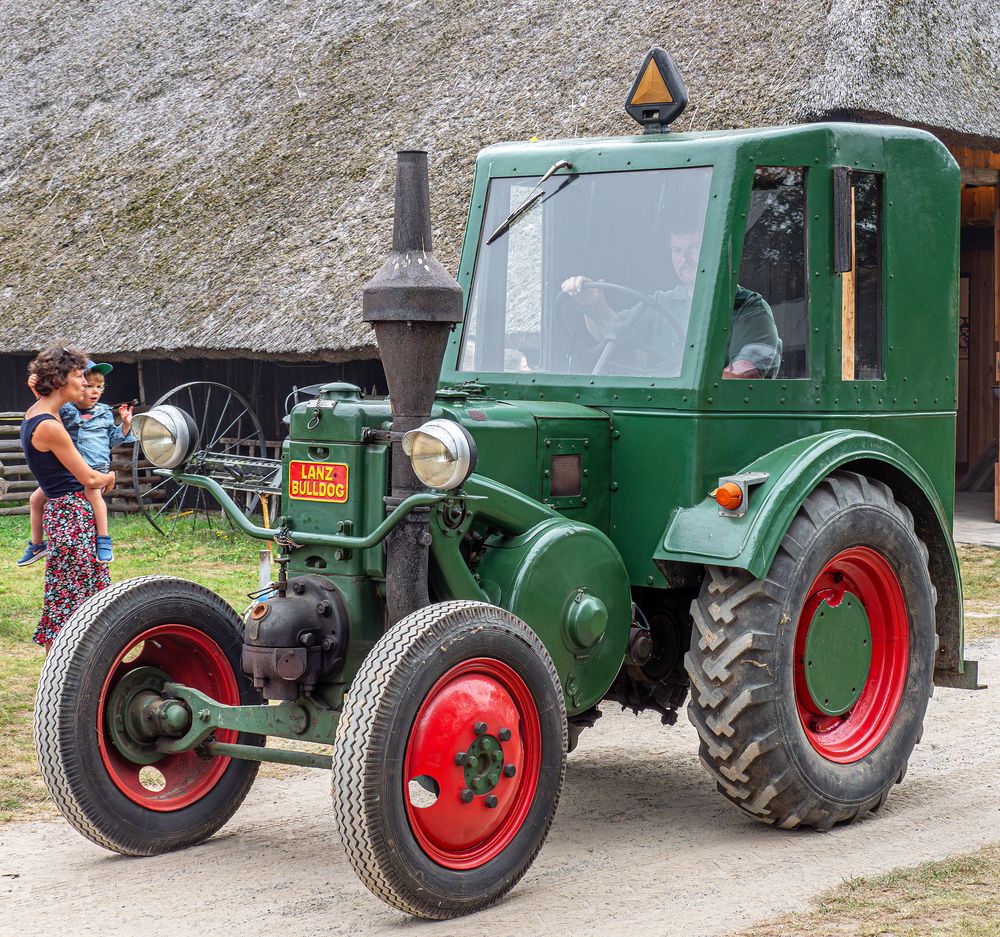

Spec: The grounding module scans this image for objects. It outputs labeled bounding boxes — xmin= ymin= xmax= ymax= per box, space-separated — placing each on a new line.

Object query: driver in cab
xmin=561 ymin=224 xmax=781 ymax=379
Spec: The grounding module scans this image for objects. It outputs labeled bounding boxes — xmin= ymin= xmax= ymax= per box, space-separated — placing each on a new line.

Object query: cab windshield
xmin=458 ymin=167 xmax=713 ymax=377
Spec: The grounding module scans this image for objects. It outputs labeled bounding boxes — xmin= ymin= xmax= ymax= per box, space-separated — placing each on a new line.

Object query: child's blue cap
xmin=85 ymin=360 xmax=113 ymax=376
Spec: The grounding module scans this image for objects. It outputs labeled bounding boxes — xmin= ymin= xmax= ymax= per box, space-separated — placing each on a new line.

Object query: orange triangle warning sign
xmin=630 ymin=60 xmax=673 ymax=106
xmin=625 ymin=48 xmax=688 ymax=130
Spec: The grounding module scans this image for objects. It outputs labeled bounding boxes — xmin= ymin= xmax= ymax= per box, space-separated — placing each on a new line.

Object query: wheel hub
xmin=803 ymin=590 xmax=872 ymax=716
xmin=97 ymin=623 xmax=242 ymax=811
xmin=404 ymin=658 xmax=541 ymax=869
xmin=105 ymin=666 xmax=186 ymax=765
xmin=793 ymin=547 xmax=910 ymax=763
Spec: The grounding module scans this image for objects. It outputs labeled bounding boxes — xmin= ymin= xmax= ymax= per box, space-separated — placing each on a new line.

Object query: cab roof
xmin=474 ymin=122 xmax=954 ymax=173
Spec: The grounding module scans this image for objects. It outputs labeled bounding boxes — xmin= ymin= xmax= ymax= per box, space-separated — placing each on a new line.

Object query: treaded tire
xmin=332 ymin=601 xmax=567 ymax=919
xmin=35 ymin=576 xmax=261 ymax=855
xmin=684 ymin=471 xmax=936 ymax=830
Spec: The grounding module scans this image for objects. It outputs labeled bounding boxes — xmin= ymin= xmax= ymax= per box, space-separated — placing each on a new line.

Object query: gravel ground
xmin=1 ymin=638 xmax=996 ymax=937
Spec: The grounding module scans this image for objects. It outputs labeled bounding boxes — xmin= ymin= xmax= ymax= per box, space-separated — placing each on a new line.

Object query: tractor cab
xmin=444 ymin=122 xmax=956 ymax=405
xmin=433 ymin=70 xmax=962 ymax=647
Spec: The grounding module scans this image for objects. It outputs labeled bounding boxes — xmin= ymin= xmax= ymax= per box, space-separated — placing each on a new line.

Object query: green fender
xmin=655 ymin=430 xmax=968 ymax=681
xmin=430 ymin=474 xmax=631 ymax=715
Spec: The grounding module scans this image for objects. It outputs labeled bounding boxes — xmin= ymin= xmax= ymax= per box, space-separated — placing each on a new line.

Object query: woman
xmin=21 ymin=346 xmax=116 ymax=648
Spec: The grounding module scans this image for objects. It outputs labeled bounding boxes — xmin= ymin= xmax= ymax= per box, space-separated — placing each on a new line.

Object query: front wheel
xmin=685 ymin=471 xmax=936 ymax=830
xmin=332 ymin=601 xmax=567 ymax=919
xmin=34 ymin=576 xmax=261 ymax=855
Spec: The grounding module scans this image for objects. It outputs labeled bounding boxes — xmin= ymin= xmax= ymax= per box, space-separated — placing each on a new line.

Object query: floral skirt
xmin=33 ymin=491 xmax=110 ymax=647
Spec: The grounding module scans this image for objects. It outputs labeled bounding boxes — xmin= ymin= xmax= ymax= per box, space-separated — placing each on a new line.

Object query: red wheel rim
xmin=794 ymin=547 xmax=909 ymax=763
xmin=403 ymin=658 xmax=542 ymax=870
xmin=98 ymin=624 xmax=240 ymax=811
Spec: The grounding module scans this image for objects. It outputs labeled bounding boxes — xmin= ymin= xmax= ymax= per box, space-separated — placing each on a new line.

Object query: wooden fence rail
xmin=0 ymin=411 xmax=281 ymax=519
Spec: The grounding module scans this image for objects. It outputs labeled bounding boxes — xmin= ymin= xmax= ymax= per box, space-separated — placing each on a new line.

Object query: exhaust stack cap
xmin=363 ymin=150 xmax=463 ymax=324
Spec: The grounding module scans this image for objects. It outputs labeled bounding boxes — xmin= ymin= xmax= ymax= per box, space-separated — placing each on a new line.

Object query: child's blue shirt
xmin=59 ymin=402 xmax=137 ymax=470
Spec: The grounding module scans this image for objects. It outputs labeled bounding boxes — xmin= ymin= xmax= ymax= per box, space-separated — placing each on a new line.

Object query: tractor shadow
xmin=554 ymin=735 xmax=740 ymax=842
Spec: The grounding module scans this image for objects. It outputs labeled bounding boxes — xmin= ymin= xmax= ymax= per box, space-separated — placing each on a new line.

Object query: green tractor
xmin=35 ymin=49 xmax=978 ymax=919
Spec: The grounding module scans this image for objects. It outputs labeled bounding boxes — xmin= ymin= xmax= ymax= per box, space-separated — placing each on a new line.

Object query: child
xmin=18 ymin=361 xmax=135 ymax=566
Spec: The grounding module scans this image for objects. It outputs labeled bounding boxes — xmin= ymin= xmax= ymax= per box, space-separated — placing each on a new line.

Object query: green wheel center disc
xmin=463 ymin=735 xmax=504 ymax=794
xmin=804 ymin=591 xmax=872 ymax=716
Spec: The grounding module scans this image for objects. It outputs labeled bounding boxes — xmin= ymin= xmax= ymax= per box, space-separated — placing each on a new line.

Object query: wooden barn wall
xmin=0 ymin=355 xmax=386 ymax=441
xmin=960 ymin=230 xmax=997 ymax=473
xmin=950 ymin=146 xmax=1000 ymax=169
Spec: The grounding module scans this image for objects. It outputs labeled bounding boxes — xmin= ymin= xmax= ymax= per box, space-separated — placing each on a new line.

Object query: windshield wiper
xmin=485 ymin=160 xmax=573 ymax=245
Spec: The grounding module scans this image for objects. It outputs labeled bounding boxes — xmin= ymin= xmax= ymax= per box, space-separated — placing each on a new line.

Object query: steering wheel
xmin=558 ymin=280 xmax=687 ymax=375
xmin=582 ymin=280 xmax=686 ymax=341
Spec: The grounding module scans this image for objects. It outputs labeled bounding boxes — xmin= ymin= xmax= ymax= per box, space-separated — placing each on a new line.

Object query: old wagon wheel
xmin=132 ymin=381 xmax=268 ymax=536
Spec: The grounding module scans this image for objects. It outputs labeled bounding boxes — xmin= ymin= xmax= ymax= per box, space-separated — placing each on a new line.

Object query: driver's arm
xmin=723 ymin=288 xmax=780 ymax=379
xmin=561 ymin=276 xmax=617 ymax=340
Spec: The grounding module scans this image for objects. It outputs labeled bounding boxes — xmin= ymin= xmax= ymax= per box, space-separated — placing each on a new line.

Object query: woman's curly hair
xmin=29 ymin=345 xmax=89 ymax=397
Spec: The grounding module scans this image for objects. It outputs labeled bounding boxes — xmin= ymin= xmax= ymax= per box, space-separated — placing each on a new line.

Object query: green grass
xmin=0 ymin=514 xmax=261 ymax=644
xmin=952 ymin=545 xmax=1000 ymax=641
xmin=735 ymin=843 xmax=1000 ymax=936
xmin=0 ymin=513 xmax=262 ymax=821
xmin=0 ymin=645 xmax=46 ymax=819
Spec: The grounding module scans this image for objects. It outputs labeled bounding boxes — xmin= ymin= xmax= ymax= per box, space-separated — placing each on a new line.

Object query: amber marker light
xmin=714 ymin=482 xmax=744 ymax=511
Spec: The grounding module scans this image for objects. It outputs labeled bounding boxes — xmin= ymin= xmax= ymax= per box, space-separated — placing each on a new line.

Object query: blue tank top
xmin=20 ymin=413 xmax=84 ymax=498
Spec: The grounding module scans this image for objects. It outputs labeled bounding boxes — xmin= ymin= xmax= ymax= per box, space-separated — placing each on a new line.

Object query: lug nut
xmin=460 ymin=788 xmax=474 ymax=803
xmin=503 ymin=764 xmax=516 ymax=778
xmin=484 ymin=795 xmax=498 ymax=808
xmin=492 ymin=750 xmax=502 ymax=762
xmin=474 ymin=721 xmax=487 ymax=736
xmin=454 ymin=752 xmax=469 ymax=766
xmin=498 ymin=727 xmax=511 ymax=741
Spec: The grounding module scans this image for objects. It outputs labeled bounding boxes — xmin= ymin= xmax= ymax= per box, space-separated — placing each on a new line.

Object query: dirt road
xmin=2 ymin=637 xmax=997 ymax=937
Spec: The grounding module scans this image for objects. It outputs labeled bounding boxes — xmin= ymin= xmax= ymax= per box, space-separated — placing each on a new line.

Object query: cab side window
xmin=727 ymin=167 xmax=808 ymax=379
xmin=840 ymin=171 xmax=884 ymax=380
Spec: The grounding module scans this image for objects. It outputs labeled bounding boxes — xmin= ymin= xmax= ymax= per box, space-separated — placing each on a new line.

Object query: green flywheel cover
xmin=804 ymin=591 xmax=872 ymax=716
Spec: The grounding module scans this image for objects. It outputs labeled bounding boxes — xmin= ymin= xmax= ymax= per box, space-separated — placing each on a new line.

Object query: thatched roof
xmin=1 ymin=1 xmax=997 ymax=361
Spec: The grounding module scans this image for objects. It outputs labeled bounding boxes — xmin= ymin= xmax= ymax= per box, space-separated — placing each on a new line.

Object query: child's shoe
xmin=96 ymin=535 xmax=114 ymax=564
xmin=17 ymin=541 xmax=47 ymax=567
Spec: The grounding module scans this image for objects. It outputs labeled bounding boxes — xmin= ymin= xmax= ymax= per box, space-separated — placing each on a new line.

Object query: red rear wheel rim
xmin=403 ymin=658 xmax=542 ymax=870
xmin=794 ymin=547 xmax=909 ymax=763
xmin=98 ymin=624 xmax=240 ymax=811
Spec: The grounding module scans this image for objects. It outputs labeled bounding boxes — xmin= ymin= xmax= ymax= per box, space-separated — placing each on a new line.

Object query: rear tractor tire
xmin=35 ymin=576 xmax=262 ymax=855
xmin=332 ymin=601 xmax=567 ymax=919
xmin=684 ymin=471 xmax=936 ymax=830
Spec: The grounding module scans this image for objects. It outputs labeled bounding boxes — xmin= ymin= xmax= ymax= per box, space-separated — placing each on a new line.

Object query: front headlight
xmin=133 ymin=405 xmax=198 ymax=469
xmin=401 ymin=419 xmax=477 ymax=490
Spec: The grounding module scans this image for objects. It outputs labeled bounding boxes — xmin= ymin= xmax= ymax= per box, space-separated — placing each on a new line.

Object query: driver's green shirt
xmin=727 ymin=286 xmax=782 ymax=375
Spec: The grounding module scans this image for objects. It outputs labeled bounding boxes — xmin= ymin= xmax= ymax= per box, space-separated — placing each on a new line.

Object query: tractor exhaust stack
xmin=363 ymin=150 xmax=463 ymax=625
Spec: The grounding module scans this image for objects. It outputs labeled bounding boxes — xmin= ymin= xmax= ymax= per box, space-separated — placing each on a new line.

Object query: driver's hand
xmin=561 ymin=276 xmax=602 ymax=308
xmin=723 ymin=359 xmax=763 ymax=380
